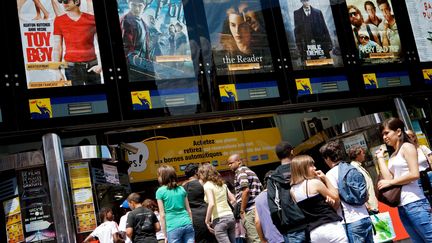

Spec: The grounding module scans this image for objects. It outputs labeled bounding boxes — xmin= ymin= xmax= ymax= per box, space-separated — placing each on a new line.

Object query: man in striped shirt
xmin=228 ymin=154 xmax=263 ymax=243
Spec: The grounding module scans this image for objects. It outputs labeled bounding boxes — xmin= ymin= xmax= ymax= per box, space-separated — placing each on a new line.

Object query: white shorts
xmin=310 ymin=221 xmax=348 ymax=243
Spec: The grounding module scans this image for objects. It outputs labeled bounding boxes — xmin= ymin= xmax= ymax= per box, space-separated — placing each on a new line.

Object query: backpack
xmin=267 ymin=171 xmax=306 ymax=234
xmin=337 ymin=161 xmax=368 ymax=206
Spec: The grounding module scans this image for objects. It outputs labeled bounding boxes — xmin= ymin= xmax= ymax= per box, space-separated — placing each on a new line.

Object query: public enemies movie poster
xmin=203 ymin=0 xmax=274 ymax=75
xmin=346 ymin=0 xmax=403 ymax=64
xmin=117 ymin=0 xmax=195 ymax=82
xmin=279 ymin=0 xmax=343 ymax=70
xmin=17 ymin=0 xmax=104 ymax=89
xmin=406 ymin=1 xmax=432 ymax=62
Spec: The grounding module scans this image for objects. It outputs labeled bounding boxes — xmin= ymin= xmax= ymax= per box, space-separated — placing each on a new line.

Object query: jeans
xmin=344 ymin=217 xmax=374 ymax=243
xmin=398 ymin=198 xmax=432 ymax=243
xmin=65 ymin=60 xmax=101 ymax=86
xmin=283 ymin=230 xmax=307 ymax=243
xmin=167 ymin=224 xmax=195 ymax=243
xmin=213 ymin=215 xmax=236 ymax=243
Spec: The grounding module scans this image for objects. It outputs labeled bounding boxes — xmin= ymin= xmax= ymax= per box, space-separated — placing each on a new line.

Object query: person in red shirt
xmin=52 ymin=0 xmax=102 ymax=86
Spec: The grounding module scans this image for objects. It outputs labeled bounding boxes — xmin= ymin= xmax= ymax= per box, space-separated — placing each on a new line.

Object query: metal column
xmin=394 ymin=97 xmax=413 ymax=131
xmin=43 ymin=133 xmax=76 ymax=243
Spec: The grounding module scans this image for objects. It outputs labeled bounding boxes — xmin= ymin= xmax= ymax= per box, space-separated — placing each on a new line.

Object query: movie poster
xmin=117 ymin=0 xmax=195 ymax=82
xmin=17 ymin=0 xmax=104 ymax=89
xmin=346 ymin=0 xmax=402 ymax=64
xmin=279 ymin=0 xmax=343 ymax=70
xmin=406 ymin=1 xmax=432 ymax=62
xmin=203 ymin=0 xmax=274 ymax=75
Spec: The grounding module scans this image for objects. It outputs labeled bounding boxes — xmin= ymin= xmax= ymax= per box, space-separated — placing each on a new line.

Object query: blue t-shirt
xmin=155 ymin=185 xmax=192 ymax=232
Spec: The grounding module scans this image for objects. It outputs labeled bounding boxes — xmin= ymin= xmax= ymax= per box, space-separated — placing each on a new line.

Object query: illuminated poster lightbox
xmin=406 ymin=1 xmax=432 ymax=62
xmin=345 ymin=0 xmax=403 ymax=64
xmin=203 ymin=0 xmax=274 ymax=75
xmin=279 ymin=0 xmax=344 ymax=70
xmin=117 ymin=0 xmax=195 ymax=81
xmin=17 ymin=0 xmax=104 ymax=89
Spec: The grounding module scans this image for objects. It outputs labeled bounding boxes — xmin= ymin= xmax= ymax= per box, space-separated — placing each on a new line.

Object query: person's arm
xmin=227 ymin=188 xmax=236 ymax=205
xmin=254 ymin=206 xmax=267 ymax=243
xmin=154 ymin=221 xmax=161 ymax=233
xmin=184 ymin=196 xmax=193 ymax=224
xmin=311 ymin=178 xmax=339 ymax=208
xmin=157 ymin=199 xmax=167 ymax=240
xmin=126 ymin=227 xmax=133 ymax=239
xmin=82 ymin=234 xmax=94 ymax=243
xmin=378 ymin=143 xmax=420 ymax=189
xmin=375 ymin=146 xmax=393 ymax=180
xmin=88 ymin=33 xmax=102 ymax=74
xmin=203 ymin=186 xmax=215 ymax=233
xmin=240 ymin=187 xmax=250 ymax=218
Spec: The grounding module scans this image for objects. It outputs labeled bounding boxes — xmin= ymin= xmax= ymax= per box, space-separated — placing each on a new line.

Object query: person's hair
xmin=348 ymin=145 xmax=364 ymax=161
xmin=198 ymin=163 xmax=224 ymax=187
xmin=158 ymin=165 xmax=178 ymax=189
xmin=380 ymin=117 xmax=412 ymax=153
xmin=184 ymin=163 xmax=198 ymax=178
xmin=98 ymin=207 xmax=112 ymax=222
xmin=406 ymin=130 xmax=418 ymax=146
xmin=263 ymin=170 xmax=274 ymax=189
xmin=290 ymin=155 xmax=316 ymax=185
xmin=319 ymin=141 xmax=346 ymax=162
xmin=376 ymin=0 xmax=390 ymax=10
xmin=364 ymin=1 xmax=375 ymax=11
xmin=347 ymin=5 xmax=360 ymax=15
xmin=220 ymin=4 xmax=254 ymax=52
xmin=127 ymin=192 xmax=141 ymax=203
xmin=275 ymin=141 xmax=293 ymax=160
xmin=143 ymin=199 xmax=158 ymax=212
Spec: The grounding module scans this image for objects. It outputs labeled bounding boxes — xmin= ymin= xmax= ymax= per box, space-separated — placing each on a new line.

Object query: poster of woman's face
xmin=279 ymin=0 xmax=343 ymax=70
xmin=203 ymin=0 xmax=274 ymax=75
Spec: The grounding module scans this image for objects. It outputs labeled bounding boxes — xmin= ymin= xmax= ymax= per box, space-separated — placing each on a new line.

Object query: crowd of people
xmin=85 ymin=117 xmax=432 ymax=243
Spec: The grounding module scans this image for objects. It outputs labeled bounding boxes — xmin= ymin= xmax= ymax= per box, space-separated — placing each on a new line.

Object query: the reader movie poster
xmin=279 ymin=0 xmax=343 ymax=70
xmin=117 ymin=0 xmax=195 ymax=82
xmin=346 ymin=0 xmax=403 ymax=64
xmin=406 ymin=0 xmax=432 ymax=62
xmin=17 ymin=0 xmax=104 ymax=89
xmin=203 ymin=0 xmax=274 ymax=75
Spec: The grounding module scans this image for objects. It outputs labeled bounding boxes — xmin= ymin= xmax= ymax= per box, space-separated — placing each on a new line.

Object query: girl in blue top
xmin=156 ymin=165 xmax=194 ymax=243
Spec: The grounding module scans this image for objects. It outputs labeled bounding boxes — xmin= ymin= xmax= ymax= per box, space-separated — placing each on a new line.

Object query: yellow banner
xmin=128 ymin=127 xmax=281 ymax=182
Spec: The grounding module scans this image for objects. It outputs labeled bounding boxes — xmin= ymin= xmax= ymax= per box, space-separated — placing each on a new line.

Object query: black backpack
xmin=267 ymin=171 xmax=307 ymax=234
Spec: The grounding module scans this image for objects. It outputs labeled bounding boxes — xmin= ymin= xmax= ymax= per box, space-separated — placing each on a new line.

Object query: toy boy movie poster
xmin=406 ymin=1 xmax=432 ymax=62
xmin=203 ymin=0 xmax=274 ymax=75
xmin=279 ymin=0 xmax=343 ymax=70
xmin=17 ymin=0 xmax=104 ymax=89
xmin=346 ymin=0 xmax=403 ymax=64
xmin=117 ymin=0 xmax=195 ymax=82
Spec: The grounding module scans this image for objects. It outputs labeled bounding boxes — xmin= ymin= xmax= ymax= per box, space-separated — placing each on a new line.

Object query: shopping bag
xmin=370 ymin=212 xmax=396 ymax=243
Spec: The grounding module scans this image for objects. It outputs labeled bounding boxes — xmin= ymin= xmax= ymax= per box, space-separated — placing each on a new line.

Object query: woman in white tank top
xmin=376 ymin=117 xmax=432 ymax=242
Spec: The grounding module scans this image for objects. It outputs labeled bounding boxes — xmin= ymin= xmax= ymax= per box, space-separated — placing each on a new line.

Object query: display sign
xmin=117 ymin=0 xmax=195 ymax=81
xmin=17 ymin=168 xmax=55 ymax=242
xmin=131 ymin=87 xmax=199 ymax=110
xmin=296 ymin=75 xmax=349 ymax=95
xmin=127 ymin=127 xmax=281 ymax=182
xmin=68 ymin=162 xmax=97 ymax=233
xmin=346 ymin=0 xmax=402 ymax=64
xmin=3 ymin=197 xmax=25 ymax=243
xmin=219 ymin=81 xmax=280 ymax=102
xmin=423 ymin=69 xmax=432 ymax=85
xmin=203 ymin=0 xmax=274 ymax=75
xmin=17 ymin=0 xmax=104 ymax=88
xmin=279 ymin=0 xmax=343 ymax=70
xmin=29 ymin=94 xmax=108 ymax=119
xmin=406 ymin=1 xmax=432 ymax=62
xmin=363 ymin=71 xmax=410 ymax=89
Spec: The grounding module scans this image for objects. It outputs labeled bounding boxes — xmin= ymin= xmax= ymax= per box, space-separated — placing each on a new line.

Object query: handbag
xmin=375 ymin=174 xmax=402 ymax=207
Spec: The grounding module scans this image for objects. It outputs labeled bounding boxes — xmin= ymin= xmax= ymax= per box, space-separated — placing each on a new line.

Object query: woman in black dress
xmin=182 ymin=164 xmax=217 ymax=243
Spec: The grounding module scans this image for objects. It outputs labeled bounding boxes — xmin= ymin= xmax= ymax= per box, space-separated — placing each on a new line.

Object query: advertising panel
xmin=17 ymin=0 xmax=104 ymax=88
xmin=345 ymin=0 xmax=402 ymax=64
xmin=127 ymin=127 xmax=281 ymax=182
xmin=3 ymin=197 xmax=25 ymax=243
xmin=406 ymin=1 xmax=432 ymax=62
xmin=117 ymin=0 xmax=195 ymax=82
xmin=278 ymin=0 xmax=343 ymax=70
xmin=203 ymin=0 xmax=274 ymax=75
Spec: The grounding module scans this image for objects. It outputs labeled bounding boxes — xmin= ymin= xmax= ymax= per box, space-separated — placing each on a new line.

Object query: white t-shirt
xmin=326 ymin=165 xmax=369 ymax=224
xmin=389 ymin=144 xmax=425 ymax=206
xmin=119 ymin=212 xmax=132 ymax=243
xmin=90 ymin=221 xmax=119 ymax=243
xmin=417 ymin=145 xmax=432 ymax=172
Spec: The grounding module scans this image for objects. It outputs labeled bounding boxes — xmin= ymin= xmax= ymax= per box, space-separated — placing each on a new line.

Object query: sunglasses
xmin=359 ymin=35 xmax=369 ymax=40
xmin=57 ymin=0 xmax=73 ymax=3
xmin=349 ymin=12 xmax=358 ymax=17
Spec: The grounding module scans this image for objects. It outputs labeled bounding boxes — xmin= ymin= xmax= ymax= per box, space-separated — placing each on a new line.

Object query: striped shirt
xmin=234 ymin=166 xmax=263 ymax=212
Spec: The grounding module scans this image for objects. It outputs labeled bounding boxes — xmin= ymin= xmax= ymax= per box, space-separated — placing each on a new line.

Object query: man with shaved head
xmin=227 ymin=154 xmax=262 ymax=243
